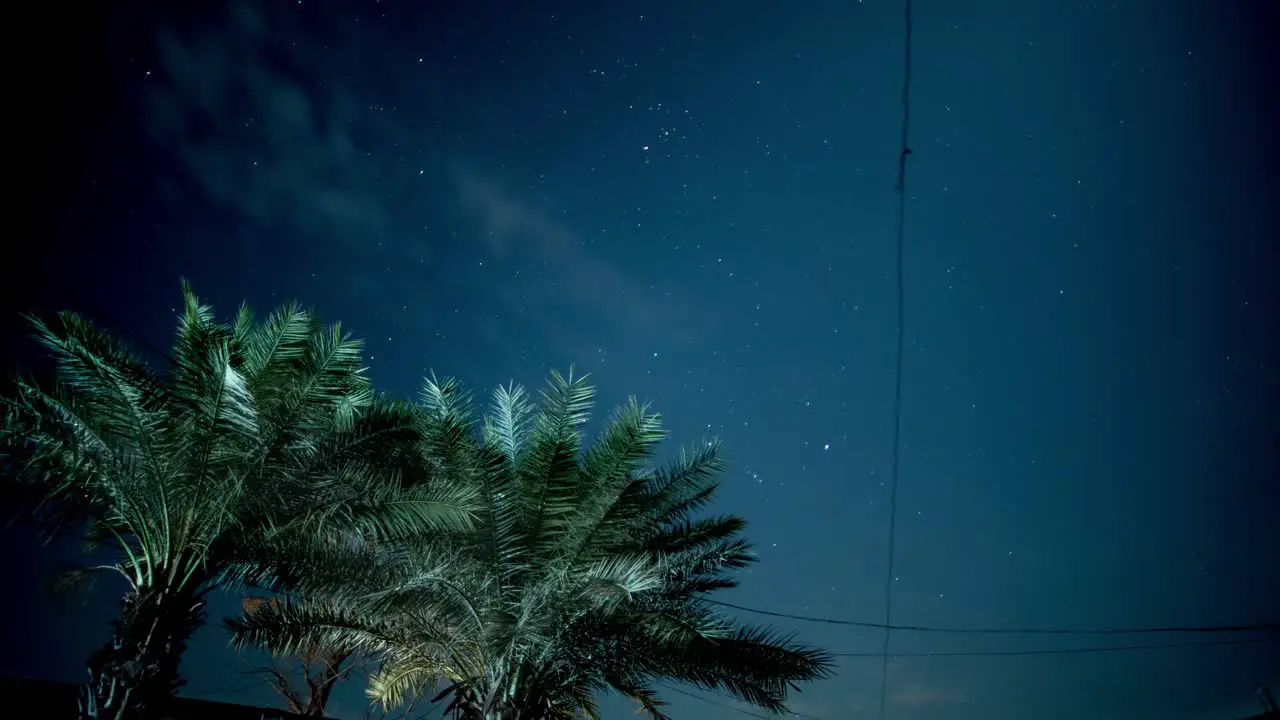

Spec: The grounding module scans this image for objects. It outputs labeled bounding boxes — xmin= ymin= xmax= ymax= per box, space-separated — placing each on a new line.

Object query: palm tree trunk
xmin=301 ymin=648 xmax=351 ymax=715
xmin=265 ymin=647 xmax=352 ymax=716
xmin=78 ymin=583 xmax=208 ymax=720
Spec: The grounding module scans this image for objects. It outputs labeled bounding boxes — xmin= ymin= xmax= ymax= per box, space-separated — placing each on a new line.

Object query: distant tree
xmin=229 ymin=370 xmax=834 ymax=720
xmin=242 ymin=595 xmax=356 ymax=717
xmin=0 ymin=281 xmax=476 ymax=720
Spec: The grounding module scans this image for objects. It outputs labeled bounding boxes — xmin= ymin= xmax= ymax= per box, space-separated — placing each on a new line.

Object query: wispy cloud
xmin=138 ymin=2 xmax=721 ymax=365
xmin=143 ymin=1 xmax=393 ymax=245
xmin=891 ymin=680 xmax=970 ymax=707
xmin=452 ymin=164 xmax=722 ymax=361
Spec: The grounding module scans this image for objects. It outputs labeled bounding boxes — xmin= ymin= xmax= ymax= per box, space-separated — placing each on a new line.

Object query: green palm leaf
xmin=1 ymin=280 xmax=478 ymax=719
xmin=226 ymin=369 xmax=833 ymax=719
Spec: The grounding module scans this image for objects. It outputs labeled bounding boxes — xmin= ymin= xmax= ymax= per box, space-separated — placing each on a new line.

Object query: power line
xmin=705 ymin=598 xmax=1280 ymax=636
xmin=878 ymin=0 xmax=914 ymax=717
xmin=832 ymin=637 xmax=1277 ymax=658
xmin=655 ymin=639 xmax=1276 ymax=720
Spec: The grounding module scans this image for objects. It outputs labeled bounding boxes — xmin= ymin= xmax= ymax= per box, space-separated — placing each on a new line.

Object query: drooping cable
xmin=666 ymin=639 xmax=1277 ymax=720
xmin=836 ymin=637 xmax=1277 ymax=658
xmin=704 ymin=598 xmax=1280 ymax=636
xmin=878 ymin=0 xmax=914 ymax=717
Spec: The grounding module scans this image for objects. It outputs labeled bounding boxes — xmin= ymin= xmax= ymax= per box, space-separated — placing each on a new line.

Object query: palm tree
xmin=0 ymin=281 xmax=477 ymax=720
xmin=229 ymin=370 xmax=833 ymax=719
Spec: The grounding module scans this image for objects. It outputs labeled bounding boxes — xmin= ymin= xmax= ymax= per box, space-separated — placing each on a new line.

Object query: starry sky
xmin=3 ymin=1 xmax=1278 ymax=719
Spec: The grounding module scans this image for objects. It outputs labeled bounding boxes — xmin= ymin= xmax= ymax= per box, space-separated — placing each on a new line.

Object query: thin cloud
xmin=892 ymin=681 xmax=971 ymax=707
xmin=452 ymin=164 xmax=723 ymax=361
xmin=143 ymin=1 xmax=391 ymax=243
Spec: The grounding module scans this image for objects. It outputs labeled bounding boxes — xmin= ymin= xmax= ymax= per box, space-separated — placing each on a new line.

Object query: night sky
xmin=3 ymin=1 xmax=1278 ymax=719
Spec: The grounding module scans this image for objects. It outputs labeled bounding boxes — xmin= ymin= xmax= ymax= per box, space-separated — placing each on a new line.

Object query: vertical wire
xmin=877 ymin=0 xmax=914 ymax=717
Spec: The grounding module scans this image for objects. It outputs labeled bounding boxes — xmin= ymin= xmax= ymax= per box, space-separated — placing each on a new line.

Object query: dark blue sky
xmin=3 ymin=1 xmax=1277 ymax=718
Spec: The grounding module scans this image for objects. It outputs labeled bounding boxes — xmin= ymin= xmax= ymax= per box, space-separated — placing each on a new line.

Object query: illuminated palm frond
xmin=0 ymin=280 xmax=477 ymax=719
xmin=229 ymin=368 xmax=832 ymax=718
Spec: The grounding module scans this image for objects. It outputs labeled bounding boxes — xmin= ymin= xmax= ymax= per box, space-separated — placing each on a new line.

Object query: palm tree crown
xmin=0 ymin=281 xmax=475 ymax=719
xmin=230 ymin=369 xmax=833 ymax=720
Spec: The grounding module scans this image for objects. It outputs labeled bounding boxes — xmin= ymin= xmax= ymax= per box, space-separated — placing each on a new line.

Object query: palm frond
xmin=643 ymin=440 xmax=728 ymax=525
xmin=1 ymin=280 xmax=463 ymax=718
xmin=481 ymin=382 xmax=533 ymax=467
xmin=367 ymin=654 xmax=458 ymax=709
xmin=573 ymin=553 xmax=664 ymax=615
xmin=226 ymin=595 xmax=395 ymax=659
xmin=613 ymin=681 xmax=672 ymax=720
xmin=234 ymin=300 xmax=311 ymax=382
xmin=580 ymin=398 xmax=667 ymax=488
xmin=223 ymin=367 xmax=834 ymax=718
xmin=648 ymin=623 xmax=835 ymax=713
xmin=22 ymin=311 xmax=170 ymax=485
xmin=520 ymin=368 xmax=593 ymax=564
